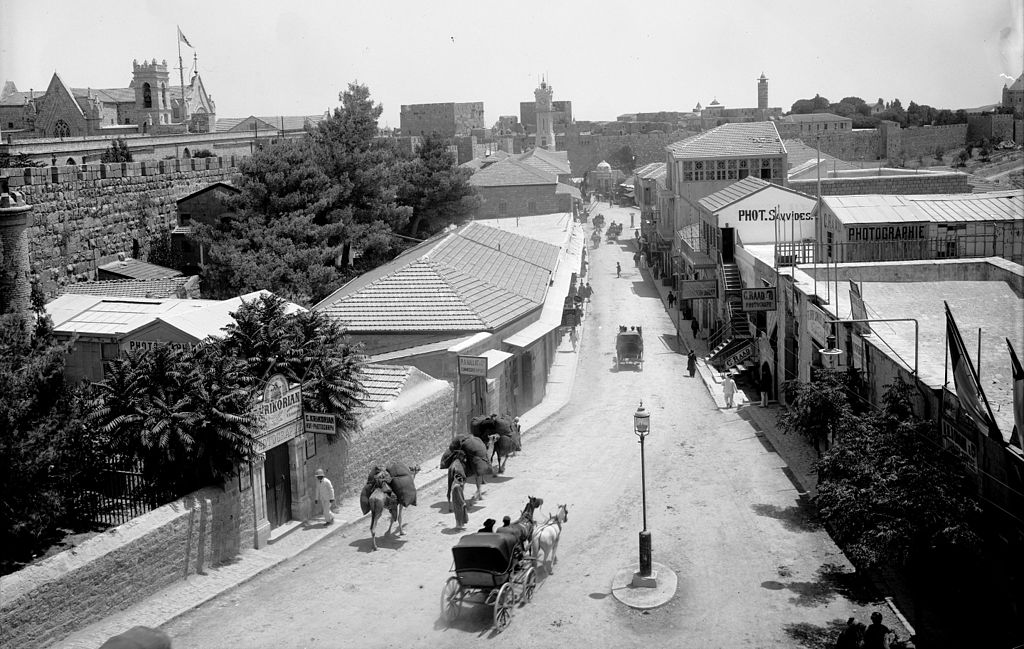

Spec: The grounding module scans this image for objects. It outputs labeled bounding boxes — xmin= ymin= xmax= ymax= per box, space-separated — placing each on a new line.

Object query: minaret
xmin=757 ymin=72 xmax=769 ymax=113
xmin=534 ymin=78 xmax=556 ymax=151
xmin=0 ymin=176 xmax=33 ymax=316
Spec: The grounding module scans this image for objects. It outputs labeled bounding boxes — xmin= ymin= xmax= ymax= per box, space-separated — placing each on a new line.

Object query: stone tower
xmin=0 ymin=176 xmax=33 ymax=316
xmin=757 ymin=72 xmax=769 ymax=111
xmin=132 ymin=58 xmax=173 ymax=130
xmin=534 ymin=79 xmax=556 ymax=151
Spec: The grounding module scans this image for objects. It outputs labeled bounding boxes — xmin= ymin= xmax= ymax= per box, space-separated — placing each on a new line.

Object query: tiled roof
xmin=316 ymin=222 xmax=558 ymax=333
xmin=823 ymin=190 xmax=1024 ymax=225
xmin=98 ymin=258 xmax=183 ymax=281
xmin=469 ymin=157 xmax=557 ymax=187
xmin=517 ymin=148 xmax=571 ymax=175
xmin=215 ymin=115 xmax=326 ymax=133
xmin=359 ymin=364 xmax=412 ymax=409
xmin=635 ymin=162 xmax=667 ymax=180
xmin=1007 ymin=73 xmax=1024 ymax=92
xmin=72 ymin=87 xmax=135 ymax=104
xmin=667 ymin=122 xmax=784 ymax=159
xmin=176 ymin=181 xmax=239 ymax=204
xmin=783 ymin=139 xmax=862 ymax=175
xmin=61 ymin=276 xmax=197 ymax=299
xmin=698 ymin=177 xmax=813 ymax=213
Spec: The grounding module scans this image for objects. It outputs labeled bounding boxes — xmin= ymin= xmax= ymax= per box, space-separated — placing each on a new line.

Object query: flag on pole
xmin=177 ymin=26 xmax=193 ymax=48
xmin=945 ymin=301 xmax=999 ymax=440
xmin=1007 ymin=338 xmax=1024 ymax=450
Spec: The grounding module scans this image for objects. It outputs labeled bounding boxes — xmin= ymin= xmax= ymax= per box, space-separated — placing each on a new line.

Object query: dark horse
xmin=496 ymin=495 xmax=543 ymax=555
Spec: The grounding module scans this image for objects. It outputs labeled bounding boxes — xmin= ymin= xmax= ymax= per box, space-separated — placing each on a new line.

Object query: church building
xmin=0 ymin=58 xmax=216 ymax=138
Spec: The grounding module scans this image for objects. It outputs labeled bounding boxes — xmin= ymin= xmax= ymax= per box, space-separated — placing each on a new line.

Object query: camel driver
xmin=315 ymin=469 xmax=335 ymax=525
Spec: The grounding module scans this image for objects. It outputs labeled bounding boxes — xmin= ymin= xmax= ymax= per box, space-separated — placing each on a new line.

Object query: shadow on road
xmin=629 ymin=281 xmax=660 ymax=298
xmin=347 ymin=533 xmax=408 ymax=553
xmin=764 ymin=562 xmax=879 ymax=609
xmin=750 ymin=501 xmax=821 ymax=533
xmin=782 ymin=618 xmax=849 ymax=649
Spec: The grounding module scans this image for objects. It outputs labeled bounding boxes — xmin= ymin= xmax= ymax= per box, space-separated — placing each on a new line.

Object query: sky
xmin=2 ymin=0 xmax=1022 ymax=129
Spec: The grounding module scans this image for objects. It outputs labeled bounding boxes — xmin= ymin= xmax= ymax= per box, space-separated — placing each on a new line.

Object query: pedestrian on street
xmin=759 ymin=370 xmax=770 ymax=407
xmin=834 ymin=617 xmax=866 ymax=649
xmin=687 ymin=349 xmax=697 ymax=377
xmin=862 ymin=612 xmax=892 ymax=649
xmin=667 ymin=291 xmax=676 ymax=308
xmin=690 ymin=318 xmax=700 ymax=340
xmin=314 ymin=468 xmax=335 ymax=525
xmin=616 ymin=262 xmax=621 ymax=277
xmin=633 ymin=252 xmax=640 ymax=267
xmin=722 ymin=373 xmax=737 ymax=408
xmin=584 ymin=282 xmax=594 ymax=302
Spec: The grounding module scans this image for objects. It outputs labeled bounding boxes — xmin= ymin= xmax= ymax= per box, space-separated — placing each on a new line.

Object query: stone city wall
xmin=789 ymin=171 xmax=969 ymax=196
xmin=0 ymin=156 xmax=239 ymax=298
xmin=777 ymin=122 xmax=968 ymax=161
xmin=563 ymin=131 xmax=687 ymax=176
xmin=898 ymin=123 xmax=969 ymax=157
xmin=0 ymin=480 xmax=255 ymax=649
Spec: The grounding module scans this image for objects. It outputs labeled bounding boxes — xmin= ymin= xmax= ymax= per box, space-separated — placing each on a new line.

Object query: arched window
xmin=143 ymin=83 xmax=152 ymax=108
xmin=182 ymin=148 xmax=191 ymax=159
xmin=66 ymin=157 xmax=76 ymax=165
xmin=53 ymin=119 xmax=71 ymax=138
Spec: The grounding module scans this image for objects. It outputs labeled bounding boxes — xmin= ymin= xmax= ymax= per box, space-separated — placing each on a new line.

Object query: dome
xmin=597 ymin=160 xmax=611 ymax=171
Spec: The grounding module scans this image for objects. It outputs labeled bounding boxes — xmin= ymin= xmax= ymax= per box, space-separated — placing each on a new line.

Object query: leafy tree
xmin=146 ymin=230 xmax=185 ymax=272
xmin=100 ymin=138 xmax=133 ymax=163
xmin=90 ymin=343 xmax=261 ymax=497
xmin=0 ymin=311 xmax=99 ymax=573
xmin=397 ymin=132 xmax=479 ymax=239
xmin=778 ymin=368 xmax=855 ymax=456
xmin=790 ymin=94 xmax=831 ymax=114
xmin=814 ymin=378 xmax=982 ymax=569
xmin=218 ymin=293 xmax=364 ymax=437
xmin=607 ymin=145 xmax=636 ymax=174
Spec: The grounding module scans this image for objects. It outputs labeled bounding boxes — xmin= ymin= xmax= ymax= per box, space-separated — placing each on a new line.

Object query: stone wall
xmin=563 ymin=131 xmax=686 ymax=176
xmin=474 ymin=184 xmax=569 ymax=219
xmin=777 ymin=122 xmax=968 ymax=161
xmin=0 ymin=157 xmax=239 ymax=298
xmin=789 ymin=170 xmax=970 ymax=196
xmin=899 ymin=123 xmax=969 ymax=157
xmin=0 ymin=479 xmax=255 ymax=649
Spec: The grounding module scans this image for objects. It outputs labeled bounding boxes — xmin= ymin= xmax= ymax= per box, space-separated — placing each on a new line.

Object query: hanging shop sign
xmin=303 ymin=412 xmax=337 ymax=435
xmin=258 ymin=374 xmax=303 ymax=433
xmin=680 ymin=279 xmax=718 ymax=300
xmin=723 ymin=340 xmax=755 ymax=369
xmin=741 ymin=287 xmax=777 ymax=311
xmin=807 ymin=303 xmax=828 ymax=344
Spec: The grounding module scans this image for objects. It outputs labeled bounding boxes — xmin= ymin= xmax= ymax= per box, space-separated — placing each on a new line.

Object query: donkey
xmin=531 ymin=504 xmax=569 ymax=575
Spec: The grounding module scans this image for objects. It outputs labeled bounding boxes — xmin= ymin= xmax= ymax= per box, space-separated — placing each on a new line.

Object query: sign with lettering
xmin=848 ymin=280 xmax=870 ymax=335
xmin=458 ymin=356 xmax=488 ymax=377
xmin=257 ymin=420 xmax=302 ymax=453
xmin=723 ymin=340 xmax=755 ymax=369
xmin=741 ymin=287 xmax=777 ymax=312
xmin=714 ymin=188 xmax=818 ymax=244
xmin=680 ymin=279 xmax=718 ymax=300
xmin=259 ymin=374 xmax=302 ymax=433
xmin=303 ymin=412 xmax=337 ymax=435
xmin=807 ymin=303 xmax=828 ymax=344
xmin=121 ymin=339 xmax=199 ymax=354
xmin=845 ymin=223 xmax=926 ymax=242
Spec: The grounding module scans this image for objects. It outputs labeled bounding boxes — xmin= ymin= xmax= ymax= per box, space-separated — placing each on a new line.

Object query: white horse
xmin=530 ymin=504 xmax=568 ymax=575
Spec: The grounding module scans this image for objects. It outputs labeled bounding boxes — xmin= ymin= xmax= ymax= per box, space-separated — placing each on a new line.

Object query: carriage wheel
xmin=520 ymin=567 xmax=537 ymax=604
xmin=441 ymin=577 xmax=462 ymax=623
xmin=493 ymin=583 xmax=515 ymax=631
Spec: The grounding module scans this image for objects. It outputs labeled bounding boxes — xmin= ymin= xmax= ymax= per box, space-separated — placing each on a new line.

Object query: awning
xmin=478 ymin=349 xmax=514 ymax=368
xmin=503 ymin=320 xmax=561 ymax=348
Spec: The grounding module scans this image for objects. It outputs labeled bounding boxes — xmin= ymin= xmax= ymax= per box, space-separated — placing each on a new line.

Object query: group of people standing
xmin=835 ymin=612 xmax=901 ymax=649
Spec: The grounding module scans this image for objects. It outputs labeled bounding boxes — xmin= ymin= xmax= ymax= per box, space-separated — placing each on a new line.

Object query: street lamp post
xmin=634 ymin=401 xmax=652 ymax=580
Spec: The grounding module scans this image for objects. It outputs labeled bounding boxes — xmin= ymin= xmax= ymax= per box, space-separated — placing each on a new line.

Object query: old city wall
xmin=0 ymin=156 xmax=239 ymax=297
xmin=0 ymin=480 xmax=255 ymax=649
xmin=776 ymin=122 xmax=968 ymax=161
xmin=898 ymin=123 xmax=969 ymax=157
xmin=563 ymin=131 xmax=684 ymax=175
xmin=789 ymin=171 xmax=970 ymax=196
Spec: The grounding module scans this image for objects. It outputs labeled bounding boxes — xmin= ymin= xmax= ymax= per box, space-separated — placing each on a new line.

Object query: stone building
xmin=1002 ymin=73 xmax=1024 ymax=115
xmin=520 ymin=98 xmax=572 ymax=135
xmin=171 ymin=181 xmax=241 ymax=273
xmin=399 ymin=101 xmax=485 ymax=137
xmin=0 ymin=58 xmax=216 ymax=138
xmin=693 ymin=73 xmax=784 ymax=129
xmin=468 ymin=156 xmax=580 ymax=218
xmin=779 ymin=112 xmax=853 ymax=135
xmin=0 ymin=176 xmax=32 ymax=316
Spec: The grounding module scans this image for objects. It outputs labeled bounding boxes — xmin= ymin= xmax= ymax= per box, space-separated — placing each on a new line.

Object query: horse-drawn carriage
xmin=441 ymin=532 xmax=538 ymax=631
xmin=615 ymin=326 xmax=644 ymax=370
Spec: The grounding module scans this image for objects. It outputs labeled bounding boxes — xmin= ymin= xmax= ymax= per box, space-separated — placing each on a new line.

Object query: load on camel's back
xmin=471 ymin=413 xmax=521 ymax=474
xmin=441 ymin=429 xmax=498 ymax=501
xmin=359 ymin=462 xmax=420 ymax=551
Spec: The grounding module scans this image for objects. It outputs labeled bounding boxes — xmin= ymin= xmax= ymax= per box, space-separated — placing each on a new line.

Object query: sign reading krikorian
xmin=458 ymin=356 xmax=488 ymax=377
xmin=742 ymin=287 xmax=777 ymax=312
xmin=303 ymin=412 xmax=337 ymax=435
xmin=680 ymin=279 xmax=718 ymax=300
xmin=258 ymin=375 xmax=303 ymax=433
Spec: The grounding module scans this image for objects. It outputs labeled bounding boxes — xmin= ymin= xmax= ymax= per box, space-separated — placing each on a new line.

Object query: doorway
xmin=264 ymin=444 xmax=292 ymax=529
xmin=721 ymin=227 xmax=735 ymax=263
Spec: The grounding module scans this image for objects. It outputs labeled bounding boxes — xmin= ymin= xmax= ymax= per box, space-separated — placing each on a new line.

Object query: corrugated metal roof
xmin=824 ymin=190 xmax=1024 ymax=225
xmin=98 ymin=258 xmax=183 ymax=281
xmin=48 ymin=295 xmax=215 ymax=337
xmin=698 ymin=177 xmax=772 ymax=212
xmin=667 ymin=122 xmax=785 ymax=159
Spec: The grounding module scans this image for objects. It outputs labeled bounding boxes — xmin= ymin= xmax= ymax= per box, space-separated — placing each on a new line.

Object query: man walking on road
xmin=314 ymin=469 xmax=335 ymax=525
xmin=667 ymin=291 xmax=676 ymax=309
xmin=687 ymin=349 xmax=697 ymax=377
xmin=616 ymin=262 xmax=621 ymax=277
xmin=690 ymin=318 xmax=699 ymax=340
xmin=722 ymin=373 xmax=737 ymax=408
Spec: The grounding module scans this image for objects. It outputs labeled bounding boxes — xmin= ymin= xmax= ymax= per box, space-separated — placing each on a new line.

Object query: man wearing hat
xmin=314 ymin=469 xmax=335 ymax=525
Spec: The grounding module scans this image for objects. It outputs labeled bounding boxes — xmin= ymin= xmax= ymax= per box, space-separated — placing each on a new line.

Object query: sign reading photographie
xmin=741 ymin=287 xmax=777 ymax=312
xmin=680 ymin=279 xmax=718 ymax=300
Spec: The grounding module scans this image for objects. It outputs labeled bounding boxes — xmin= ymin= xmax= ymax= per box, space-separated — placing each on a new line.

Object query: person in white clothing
xmin=722 ymin=373 xmax=737 ymax=408
xmin=314 ymin=468 xmax=335 ymax=525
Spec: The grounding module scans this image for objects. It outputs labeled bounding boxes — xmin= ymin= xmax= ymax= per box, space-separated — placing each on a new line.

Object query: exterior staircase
xmin=707 ymin=263 xmax=755 ymax=375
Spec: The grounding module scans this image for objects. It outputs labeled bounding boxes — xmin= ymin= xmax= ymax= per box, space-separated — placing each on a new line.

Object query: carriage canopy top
xmin=452 ymin=533 xmax=519 ymax=572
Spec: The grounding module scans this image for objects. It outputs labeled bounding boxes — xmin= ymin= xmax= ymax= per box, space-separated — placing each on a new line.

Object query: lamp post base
xmin=631 ymin=569 xmax=658 ymax=588
xmin=611 ymin=562 xmax=678 ymax=609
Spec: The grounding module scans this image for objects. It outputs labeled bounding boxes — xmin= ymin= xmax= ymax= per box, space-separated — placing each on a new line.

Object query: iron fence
xmin=75 ymin=457 xmax=179 ymax=527
xmin=775 ymin=234 xmax=1023 ymax=265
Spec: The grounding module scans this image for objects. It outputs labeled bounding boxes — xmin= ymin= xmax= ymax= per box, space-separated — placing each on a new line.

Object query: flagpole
xmin=177 ymin=29 xmax=187 ymax=132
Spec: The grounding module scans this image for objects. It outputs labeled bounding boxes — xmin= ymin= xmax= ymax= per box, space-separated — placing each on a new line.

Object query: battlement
xmin=132 ymin=58 xmax=169 ymax=74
